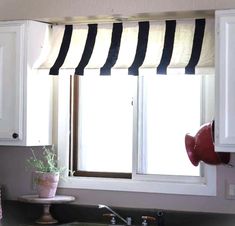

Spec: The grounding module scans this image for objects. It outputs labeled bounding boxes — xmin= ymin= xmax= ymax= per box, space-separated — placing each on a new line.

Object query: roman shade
xmin=39 ymin=18 xmax=214 ymax=75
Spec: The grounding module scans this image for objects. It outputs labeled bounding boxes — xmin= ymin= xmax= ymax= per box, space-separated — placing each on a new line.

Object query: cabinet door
xmin=215 ymin=10 xmax=235 ymax=152
xmin=0 ymin=25 xmax=23 ymax=141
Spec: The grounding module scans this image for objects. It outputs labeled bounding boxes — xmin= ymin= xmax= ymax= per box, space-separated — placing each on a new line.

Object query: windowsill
xmin=58 ymin=166 xmax=217 ymax=196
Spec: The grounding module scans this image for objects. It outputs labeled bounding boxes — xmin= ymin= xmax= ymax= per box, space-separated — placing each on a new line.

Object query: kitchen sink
xmin=61 ymin=223 xmax=125 ymax=226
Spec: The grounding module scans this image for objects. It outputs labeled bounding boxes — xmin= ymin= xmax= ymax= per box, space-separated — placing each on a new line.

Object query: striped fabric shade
xmin=39 ymin=18 xmax=214 ymax=75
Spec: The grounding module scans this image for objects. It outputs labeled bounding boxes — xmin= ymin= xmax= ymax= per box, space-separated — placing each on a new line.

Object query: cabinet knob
xmin=12 ymin=133 xmax=19 ymax=139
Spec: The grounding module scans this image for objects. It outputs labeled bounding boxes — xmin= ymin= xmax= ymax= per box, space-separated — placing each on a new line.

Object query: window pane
xmin=139 ymin=75 xmax=202 ymax=176
xmin=77 ymin=74 xmax=135 ymax=173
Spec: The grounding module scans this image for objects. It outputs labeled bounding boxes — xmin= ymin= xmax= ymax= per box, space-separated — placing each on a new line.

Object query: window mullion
xmin=132 ymin=76 xmax=145 ymax=178
xmin=132 ymin=77 xmax=138 ymax=178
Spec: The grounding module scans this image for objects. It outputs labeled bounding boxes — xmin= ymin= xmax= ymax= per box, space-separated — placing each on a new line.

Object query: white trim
xmin=58 ymin=165 xmax=216 ymax=196
xmin=57 ymin=72 xmax=216 ymax=196
xmin=59 ymin=154 xmax=216 ymax=196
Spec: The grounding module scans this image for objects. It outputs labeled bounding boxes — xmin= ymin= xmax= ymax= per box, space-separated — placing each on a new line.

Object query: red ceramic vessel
xmin=185 ymin=121 xmax=230 ymax=166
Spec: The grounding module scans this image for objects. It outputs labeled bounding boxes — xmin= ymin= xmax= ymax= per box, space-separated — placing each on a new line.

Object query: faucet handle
xmin=103 ymin=213 xmax=116 ymax=225
xmin=126 ymin=217 xmax=132 ymax=225
xmin=141 ymin=216 xmax=156 ymax=226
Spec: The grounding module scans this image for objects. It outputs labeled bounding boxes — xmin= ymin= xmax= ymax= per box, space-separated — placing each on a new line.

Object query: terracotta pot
xmin=185 ymin=121 xmax=230 ymax=166
xmin=35 ymin=172 xmax=59 ymax=198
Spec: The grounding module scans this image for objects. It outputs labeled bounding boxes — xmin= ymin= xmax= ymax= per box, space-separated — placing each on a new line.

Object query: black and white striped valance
xmin=39 ymin=18 xmax=214 ymax=75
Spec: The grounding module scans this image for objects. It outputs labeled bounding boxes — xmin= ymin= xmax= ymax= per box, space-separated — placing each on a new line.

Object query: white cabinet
xmin=215 ymin=10 xmax=235 ymax=152
xmin=0 ymin=21 xmax=52 ymax=146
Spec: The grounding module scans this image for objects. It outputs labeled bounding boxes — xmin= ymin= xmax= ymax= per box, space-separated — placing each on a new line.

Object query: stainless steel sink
xmin=67 ymin=223 xmax=108 ymax=226
xmin=61 ymin=223 xmax=125 ymax=226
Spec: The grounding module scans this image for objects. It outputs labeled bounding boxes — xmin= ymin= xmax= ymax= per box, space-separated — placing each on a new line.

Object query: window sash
xmin=69 ymin=75 xmax=133 ymax=178
xmin=133 ymin=75 xmax=205 ymax=181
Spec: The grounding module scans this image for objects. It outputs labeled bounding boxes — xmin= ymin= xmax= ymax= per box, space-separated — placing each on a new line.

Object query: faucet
xmin=98 ymin=204 xmax=132 ymax=225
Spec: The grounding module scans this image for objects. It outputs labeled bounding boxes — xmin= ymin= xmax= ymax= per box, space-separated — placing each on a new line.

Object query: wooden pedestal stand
xmin=18 ymin=195 xmax=75 ymax=224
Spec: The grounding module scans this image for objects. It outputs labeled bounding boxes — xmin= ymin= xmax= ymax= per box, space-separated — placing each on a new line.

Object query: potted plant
xmin=26 ymin=146 xmax=66 ymax=198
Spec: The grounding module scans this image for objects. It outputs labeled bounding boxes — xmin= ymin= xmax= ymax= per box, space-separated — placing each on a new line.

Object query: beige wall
xmin=0 ymin=0 xmax=234 ymax=23
xmin=0 ymin=147 xmax=235 ymax=214
xmin=1 ymin=0 xmax=235 ymax=214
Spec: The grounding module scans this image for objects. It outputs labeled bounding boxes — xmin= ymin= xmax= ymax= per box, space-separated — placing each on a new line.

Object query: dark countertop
xmin=1 ymin=200 xmax=235 ymax=226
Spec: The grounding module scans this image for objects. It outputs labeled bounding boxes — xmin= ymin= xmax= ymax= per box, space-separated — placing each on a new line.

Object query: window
xmin=41 ymin=17 xmax=216 ymax=195
xmin=57 ymin=70 xmax=216 ymax=196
